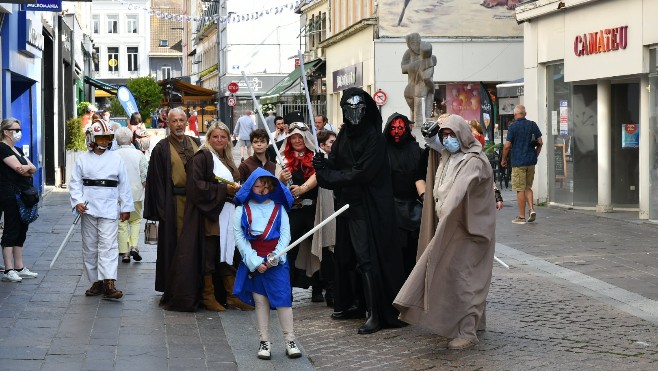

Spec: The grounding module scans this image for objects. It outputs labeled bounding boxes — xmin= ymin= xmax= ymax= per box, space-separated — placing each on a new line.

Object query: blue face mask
xmin=443 ymin=136 xmax=461 ymax=153
xmin=250 ymin=193 xmax=271 ymax=203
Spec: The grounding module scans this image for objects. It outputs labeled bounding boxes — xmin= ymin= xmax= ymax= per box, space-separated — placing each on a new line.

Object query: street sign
xmin=227 ymin=96 xmax=237 ymax=107
xmin=373 ymin=90 xmax=387 ymax=106
xmin=228 ymin=82 xmax=239 ymax=94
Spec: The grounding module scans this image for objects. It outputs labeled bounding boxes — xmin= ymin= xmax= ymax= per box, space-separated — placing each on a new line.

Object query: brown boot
xmin=103 ymin=279 xmax=123 ymax=299
xmin=222 ymin=274 xmax=254 ymax=311
xmin=85 ymin=281 xmax=103 ymax=296
xmin=203 ymin=274 xmax=226 ymax=312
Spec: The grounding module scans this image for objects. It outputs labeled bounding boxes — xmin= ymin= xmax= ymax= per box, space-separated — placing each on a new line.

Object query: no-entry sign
xmin=373 ymin=90 xmax=387 ymax=106
xmin=227 ymin=96 xmax=237 ymax=107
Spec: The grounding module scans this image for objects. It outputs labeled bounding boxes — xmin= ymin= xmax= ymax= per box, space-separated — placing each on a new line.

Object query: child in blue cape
xmin=232 ymin=167 xmax=302 ymax=360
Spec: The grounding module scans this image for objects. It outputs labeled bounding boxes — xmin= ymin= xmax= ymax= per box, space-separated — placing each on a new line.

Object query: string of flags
xmin=112 ymin=0 xmax=310 ymax=25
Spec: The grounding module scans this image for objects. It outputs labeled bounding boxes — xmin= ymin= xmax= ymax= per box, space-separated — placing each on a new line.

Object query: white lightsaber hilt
xmin=266 ymin=204 xmax=349 ymax=266
xmin=494 ymin=255 xmax=509 ymax=269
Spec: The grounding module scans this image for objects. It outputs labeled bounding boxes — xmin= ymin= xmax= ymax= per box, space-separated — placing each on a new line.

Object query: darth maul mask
xmin=342 ymin=95 xmax=367 ymax=126
xmin=389 ymin=118 xmax=407 ymax=143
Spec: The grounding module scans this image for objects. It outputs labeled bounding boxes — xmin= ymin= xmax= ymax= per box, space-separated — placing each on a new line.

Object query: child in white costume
xmin=70 ymin=120 xmax=134 ymax=299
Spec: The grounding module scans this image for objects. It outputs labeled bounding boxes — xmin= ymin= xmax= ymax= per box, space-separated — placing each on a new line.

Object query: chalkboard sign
xmin=554 ymin=144 xmax=566 ymax=180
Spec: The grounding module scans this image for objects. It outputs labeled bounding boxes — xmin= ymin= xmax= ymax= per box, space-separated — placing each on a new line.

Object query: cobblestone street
xmin=0 ymin=188 xmax=657 ymax=370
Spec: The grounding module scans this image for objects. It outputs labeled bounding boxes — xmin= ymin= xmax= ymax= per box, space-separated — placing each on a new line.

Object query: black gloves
xmin=312 ymin=152 xmax=327 ymax=170
xmin=421 ymin=120 xmax=440 ymax=139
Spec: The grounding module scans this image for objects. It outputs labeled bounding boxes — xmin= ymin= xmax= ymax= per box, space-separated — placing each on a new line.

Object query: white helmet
xmin=86 ymin=119 xmax=114 ymax=150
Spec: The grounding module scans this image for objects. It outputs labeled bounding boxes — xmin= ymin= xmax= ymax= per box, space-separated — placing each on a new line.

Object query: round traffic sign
xmin=373 ymin=90 xmax=387 ymax=106
xmin=228 ymin=82 xmax=239 ymax=94
xmin=227 ymin=96 xmax=237 ymax=107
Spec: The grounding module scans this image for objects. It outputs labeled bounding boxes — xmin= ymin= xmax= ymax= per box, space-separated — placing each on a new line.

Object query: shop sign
xmin=332 ymin=63 xmax=362 ymax=92
xmin=18 ymin=13 xmax=44 ymax=58
xmin=622 ymin=123 xmax=639 ymax=149
xmin=26 ymin=18 xmax=44 ymax=50
xmin=25 ymin=0 xmax=62 ymax=12
xmin=559 ymin=100 xmax=568 ymax=135
xmin=574 ymin=26 xmax=628 ymax=57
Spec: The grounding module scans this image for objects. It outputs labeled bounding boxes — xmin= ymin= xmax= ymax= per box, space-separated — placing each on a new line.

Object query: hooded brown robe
xmin=143 ymin=135 xmax=199 ymax=292
xmin=393 ymin=115 xmax=496 ymax=344
xmin=159 ymin=149 xmax=235 ymax=311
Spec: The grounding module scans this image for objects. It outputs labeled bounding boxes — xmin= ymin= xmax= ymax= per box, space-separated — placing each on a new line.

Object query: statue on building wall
xmin=401 ymin=33 xmax=437 ymax=126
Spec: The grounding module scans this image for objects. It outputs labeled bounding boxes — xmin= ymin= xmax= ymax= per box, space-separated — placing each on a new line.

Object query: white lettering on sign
xmin=336 ymin=71 xmax=356 ymax=89
xmin=26 ymin=19 xmax=44 ymax=51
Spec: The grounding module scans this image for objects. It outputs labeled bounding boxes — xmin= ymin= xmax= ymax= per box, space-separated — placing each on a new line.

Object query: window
xmin=127 ymin=47 xmax=138 ymax=71
xmin=161 ymin=66 xmax=172 ymax=80
xmin=107 ymin=15 xmax=118 ymax=34
xmin=159 ymin=39 xmax=168 ymax=47
xmin=92 ymin=15 xmax=100 ymax=34
xmin=107 ymin=47 xmax=119 ymax=72
xmin=93 ymin=47 xmax=99 ymax=72
xmin=127 ymin=15 xmax=138 ymax=34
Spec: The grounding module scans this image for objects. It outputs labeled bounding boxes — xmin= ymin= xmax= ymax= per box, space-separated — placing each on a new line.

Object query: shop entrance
xmin=611 ymin=83 xmax=640 ymax=207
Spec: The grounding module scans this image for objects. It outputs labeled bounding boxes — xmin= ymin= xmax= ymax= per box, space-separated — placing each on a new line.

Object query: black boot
xmin=358 ymin=272 xmax=381 ymax=335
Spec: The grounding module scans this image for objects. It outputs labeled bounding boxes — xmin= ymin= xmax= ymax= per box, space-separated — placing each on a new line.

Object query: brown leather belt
xmin=172 ymin=187 xmax=186 ymax=195
xmin=291 ymin=198 xmax=315 ymax=210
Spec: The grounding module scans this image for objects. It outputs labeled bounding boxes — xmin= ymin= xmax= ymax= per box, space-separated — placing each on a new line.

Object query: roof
xmin=158 ymin=78 xmax=217 ymax=96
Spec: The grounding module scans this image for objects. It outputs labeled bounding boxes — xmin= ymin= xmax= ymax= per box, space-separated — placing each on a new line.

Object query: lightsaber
xmin=494 ymin=255 xmax=509 ymax=269
xmin=249 ymin=204 xmax=349 ymax=277
xmin=50 ymin=201 xmax=88 ymax=268
xmin=297 ymin=50 xmax=320 ymax=150
xmin=215 ymin=176 xmax=238 ymax=187
xmin=241 ymin=71 xmax=293 ymax=188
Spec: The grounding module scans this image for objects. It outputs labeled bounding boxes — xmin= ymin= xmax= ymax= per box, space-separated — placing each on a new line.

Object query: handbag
xmin=15 ymin=194 xmax=39 ymax=224
xmin=144 ymin=220 xmax=158 ymax=245
xmin=20 ymin=186 xmax=39 ymax=208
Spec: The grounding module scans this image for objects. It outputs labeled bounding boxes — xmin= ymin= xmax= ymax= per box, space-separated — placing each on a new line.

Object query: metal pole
xmin=297 ymin=50 xmax=320 ymax=150
xmin=216 ymin=0 xmax=222 ymax=119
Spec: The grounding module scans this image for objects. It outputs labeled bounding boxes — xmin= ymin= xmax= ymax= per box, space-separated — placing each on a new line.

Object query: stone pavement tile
xmin=168 ymin=335 xmax=202 ymax=346
xmin=42 ymin=354 xmax=85 ymax=371
xmin=168 ymin=345 xmax=207 ymax=359
xmin=167 ymin=357 xmax=208 ymax=370
xmin=85 ymin=344 xmax=117 ymax=360
xmin=0 ymin=345 xmax=48 ymax=360
xmin=206 ymin=361 xmax=238 ymax=370
xmin=117 ymin=333 xmax=164 ymax=347
xmin=48 ymin=338 xmax=87 ymax=355
xmin=82 ymin=358 xmax=115 ymax=370
xmin=0 ymin=359 xmax=42 ymax=370
xmin=114 ymin=354 xmax=168 ymax=370
xmin=116 ymin=344 xmax=168 ymax=357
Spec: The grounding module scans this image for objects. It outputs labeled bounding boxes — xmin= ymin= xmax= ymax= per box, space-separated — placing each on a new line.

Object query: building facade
xmin=322 ymin=0 xmax=523 ymax=133
xmin=517 ymin=0 xmax=658 ymax=219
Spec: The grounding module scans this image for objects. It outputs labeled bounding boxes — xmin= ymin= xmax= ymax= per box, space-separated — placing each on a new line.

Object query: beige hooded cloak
xmin=393 ymin=115 xmax=496 ymax=344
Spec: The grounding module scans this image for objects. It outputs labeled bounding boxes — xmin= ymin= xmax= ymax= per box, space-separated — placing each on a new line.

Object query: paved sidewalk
xmin=0 ymin=187 xmax=657 ymax=370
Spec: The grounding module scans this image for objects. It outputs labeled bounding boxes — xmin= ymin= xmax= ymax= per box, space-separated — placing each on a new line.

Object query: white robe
xmin=211 ymin=153 xmax=236 ymax=264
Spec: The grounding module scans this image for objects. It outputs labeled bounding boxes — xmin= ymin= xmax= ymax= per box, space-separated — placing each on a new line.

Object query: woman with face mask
xmin=0 ymin=118 xmax=39 ymax=283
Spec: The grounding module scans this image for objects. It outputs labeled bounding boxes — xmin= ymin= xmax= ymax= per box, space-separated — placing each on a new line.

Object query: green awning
xmin=259 ymin=59 xmax=323 ymax=105
xmin=84 ymin=76 xmax=119 ymax=94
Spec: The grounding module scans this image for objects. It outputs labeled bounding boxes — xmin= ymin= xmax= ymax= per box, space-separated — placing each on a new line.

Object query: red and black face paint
xmin=389 ymin=118 xmax=407 ymax=143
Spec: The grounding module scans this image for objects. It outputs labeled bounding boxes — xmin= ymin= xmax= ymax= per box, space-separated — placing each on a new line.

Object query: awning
xmin=84 ymin=76 xmax=119 ymax=94
xmin=260 ymin=59 xmax=323 ymax=105
xmin=95 ymin=90 xmax=116 ymax=98
xmin=496 ymin=78 xmax=523 ymax=98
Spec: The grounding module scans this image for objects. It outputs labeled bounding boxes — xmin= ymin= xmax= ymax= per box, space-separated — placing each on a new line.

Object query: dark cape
xmin=159 ymin=149 xmax=230 ymax=311
xmin=143 ymin=135 xmax=200 ymax=292
xmin=315 ymin=87 xmax=406 ymax=327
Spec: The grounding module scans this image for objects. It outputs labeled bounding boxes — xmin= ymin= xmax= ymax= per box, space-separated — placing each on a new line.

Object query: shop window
xmin=127 ymin=47 xmax=138 ymax=72
xmin=127 ymin=15 xmax=138 ymax=34
xmin=107 ymin=47 xmax=119 ymax=72
xmin=107 ymin=15 xmax=118 ymax=34
xmin=93 ymin=47 xmax=99 ymax=72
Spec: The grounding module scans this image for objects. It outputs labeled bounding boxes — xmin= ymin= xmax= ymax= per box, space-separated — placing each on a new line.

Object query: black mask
xmin=342 ymin=95 xmax=367 ymax=126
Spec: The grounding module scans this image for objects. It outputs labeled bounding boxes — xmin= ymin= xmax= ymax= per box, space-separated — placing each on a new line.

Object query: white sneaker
xmin=2 ymin=270 xmax=22 ymax=282
xmin=285 ymin=340 xmax=302 ymax=359
xmin=16 ymin=268 xmax=38 ymax=279
xmin=257 ymin=341 xmax=271 ymax=360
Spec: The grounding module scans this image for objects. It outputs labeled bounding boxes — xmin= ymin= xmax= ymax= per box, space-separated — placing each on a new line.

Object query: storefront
xmin=517 ymin=0 xmax=658 ymax=219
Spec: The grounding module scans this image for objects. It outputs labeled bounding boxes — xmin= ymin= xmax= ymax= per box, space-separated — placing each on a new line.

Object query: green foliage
xmin=126 ymin=77 xmax=164 ymax=120
xmin=65 ymin=118 xmax=87 ymax=151
xmin=77 ymin=101 xmax=93 ymax=117
xmin=108 ymin=97 xmax=124 ymax=117
xmin=261 ymin=103 xmax=275 ymax=113
xmin=484 ymin=142 xmax=503 ymax=155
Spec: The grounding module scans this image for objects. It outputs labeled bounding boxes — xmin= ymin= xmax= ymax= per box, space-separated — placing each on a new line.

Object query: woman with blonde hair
xmin=468 ymin=120 xmax=485 ymax=147
xmin=160 ymin=121 xmax=252 ymax=311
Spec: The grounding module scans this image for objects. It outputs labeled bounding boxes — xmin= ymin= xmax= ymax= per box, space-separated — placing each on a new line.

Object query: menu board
xmin=554 ymin=144 xmax=566 ymax=180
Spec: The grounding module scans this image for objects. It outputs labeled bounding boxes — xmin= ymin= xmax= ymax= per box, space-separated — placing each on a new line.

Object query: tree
xmin=126 ymin=76 xmax=163 ymax=120
xmin=108 ymin=97 xmax=124 ymax=117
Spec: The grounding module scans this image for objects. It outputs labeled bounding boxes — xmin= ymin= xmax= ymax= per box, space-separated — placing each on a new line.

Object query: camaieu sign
xmin=574 ymin=25 xmax=628 ymax=57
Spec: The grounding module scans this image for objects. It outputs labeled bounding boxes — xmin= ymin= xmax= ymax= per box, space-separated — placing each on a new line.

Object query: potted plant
xmin=64 ymin=116 xmax=87 ymax=187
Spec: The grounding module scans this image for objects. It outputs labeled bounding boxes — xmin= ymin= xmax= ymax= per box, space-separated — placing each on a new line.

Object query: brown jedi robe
xmin=394 ymin=115 xmax=496 ymax=344
xmin=237 ymin=155 xmax=275 ymax=183
xmin=159 ymin=149 xmax=233 ymax=311
xmin=143 ymin=135 xmax=200 ymax=292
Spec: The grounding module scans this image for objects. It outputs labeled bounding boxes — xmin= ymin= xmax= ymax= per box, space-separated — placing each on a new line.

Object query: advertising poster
xmin=622 ymin=123 xmax=639 ymax=149
xmin=446 ymin=83 xmax=481 ymax=122
xmin=559 ymin=100 xmax=569 ymax=135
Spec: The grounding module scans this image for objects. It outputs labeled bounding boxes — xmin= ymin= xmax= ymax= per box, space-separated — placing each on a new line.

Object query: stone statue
xmin=401 ymin=33 xmax=437 ymax=126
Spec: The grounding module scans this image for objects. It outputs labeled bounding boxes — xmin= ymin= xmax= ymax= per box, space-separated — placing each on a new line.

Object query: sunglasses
xmin=288 ymin=122 xmax=309 ymax=131
xmin=5 ymin=128 xmax=21 ymax=132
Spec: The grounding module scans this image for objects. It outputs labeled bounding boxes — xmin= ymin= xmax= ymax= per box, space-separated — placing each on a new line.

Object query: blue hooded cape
xmin=234 ymin=167 xmax=294 ymax=211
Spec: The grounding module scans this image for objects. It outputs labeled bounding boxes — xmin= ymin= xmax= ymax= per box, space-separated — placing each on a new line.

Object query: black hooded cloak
xmin=315 ymin=88 xmax=405 ymax=328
